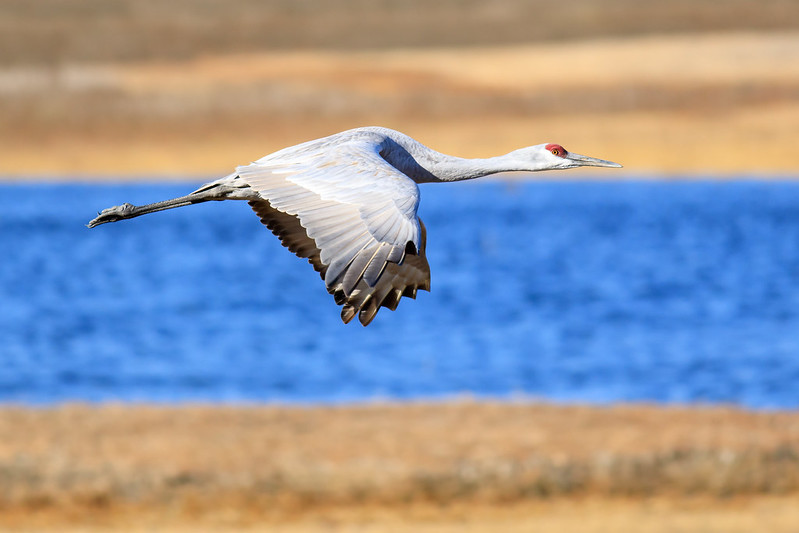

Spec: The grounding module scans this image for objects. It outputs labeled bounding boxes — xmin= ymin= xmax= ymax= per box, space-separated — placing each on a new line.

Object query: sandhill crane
xmin=88 ymin=126 xmax=621 ymax=325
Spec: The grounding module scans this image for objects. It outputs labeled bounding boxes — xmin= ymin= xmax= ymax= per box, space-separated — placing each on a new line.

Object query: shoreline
xmin=1 ymin=401 xmax=797 ymax=531
xmin=0 ymin=400 xmax=799 ymax=504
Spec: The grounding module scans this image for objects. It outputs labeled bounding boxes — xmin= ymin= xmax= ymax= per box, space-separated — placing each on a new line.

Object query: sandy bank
xmin=1 ymin=401 xmax=798 ymax=531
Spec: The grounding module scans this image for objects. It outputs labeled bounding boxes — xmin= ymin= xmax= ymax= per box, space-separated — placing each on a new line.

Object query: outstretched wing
xmin=237 ymin=138 xmax=431 ymax=325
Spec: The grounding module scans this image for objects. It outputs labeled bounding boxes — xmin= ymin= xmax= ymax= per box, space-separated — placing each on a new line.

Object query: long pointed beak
xmin=566 ymin=152 xmax=623 ymax=168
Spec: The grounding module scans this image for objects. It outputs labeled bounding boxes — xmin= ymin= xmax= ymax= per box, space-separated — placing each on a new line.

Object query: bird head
xmin=511 ymin=143 xmax=622 ymax=171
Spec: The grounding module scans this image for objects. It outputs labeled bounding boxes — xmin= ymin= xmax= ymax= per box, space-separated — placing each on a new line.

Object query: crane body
xmin=89 ymin=126 xmax=621 ymax=325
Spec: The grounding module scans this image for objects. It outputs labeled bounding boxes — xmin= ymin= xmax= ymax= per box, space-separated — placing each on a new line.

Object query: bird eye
xmin=545 ymin=143 xmax=566 ymax=158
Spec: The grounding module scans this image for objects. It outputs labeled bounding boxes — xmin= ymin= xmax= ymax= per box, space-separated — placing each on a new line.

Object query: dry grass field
xmin=2 ymin=32 xmax=798 ymax=177
xmin=1 ymin=0 xmax=798 ymax=177
xmin=3 ymin=0 xmax=796 ymax=64
xmin=1 ymin=402 xmax=799 ymax=532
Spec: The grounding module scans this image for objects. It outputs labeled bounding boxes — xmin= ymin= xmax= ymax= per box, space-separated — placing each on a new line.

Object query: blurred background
xmin=1 ymin=0 xmax=798 ymax=176
xmin=2 ymin=1 xmax=799 ymax=532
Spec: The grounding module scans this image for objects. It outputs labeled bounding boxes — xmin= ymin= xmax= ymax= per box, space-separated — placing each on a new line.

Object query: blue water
xmin=1 ymin=180 xmax=798 ymax=408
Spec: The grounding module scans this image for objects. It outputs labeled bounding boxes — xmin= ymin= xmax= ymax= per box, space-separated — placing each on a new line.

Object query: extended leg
xmin=87 ymin=180 xmax=252 ymax=228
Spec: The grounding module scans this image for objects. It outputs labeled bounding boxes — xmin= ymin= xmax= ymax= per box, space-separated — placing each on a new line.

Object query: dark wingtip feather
xmin=382 ymin=288 xmax=403 ymax=311
xmin=402 ymin=286 xmax=418 ymax=299
xmin=358 ymin=297 xmax=380 ymax=326
xmin=341 ymin=305 xmax=356 ymax=324
xmin=333 ymin=289 xmax=348 ymax=305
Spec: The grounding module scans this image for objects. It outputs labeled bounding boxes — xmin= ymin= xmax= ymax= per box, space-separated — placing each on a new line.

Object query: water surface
xmin=1 ymin=180 xmax=798 ymax=407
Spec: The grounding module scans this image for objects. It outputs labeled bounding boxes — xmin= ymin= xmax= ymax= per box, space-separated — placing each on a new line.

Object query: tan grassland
xmin=3 ymin=31 xmax=799 ymax=177
xmin=1 ymin=402 xmax=799 ymax=531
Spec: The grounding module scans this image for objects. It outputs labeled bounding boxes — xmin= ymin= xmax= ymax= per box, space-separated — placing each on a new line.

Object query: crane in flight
xmin=89 ymin=127 xmax=621 ymax=326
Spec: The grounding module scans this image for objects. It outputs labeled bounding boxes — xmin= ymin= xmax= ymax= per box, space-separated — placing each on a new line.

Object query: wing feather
xmin=238 ymin=136 xmax=430 ymax=324
xmin=362 ymin=243 xmax=393 ymax=287
xmin=339 ymin=221 xmax=430 ymax=325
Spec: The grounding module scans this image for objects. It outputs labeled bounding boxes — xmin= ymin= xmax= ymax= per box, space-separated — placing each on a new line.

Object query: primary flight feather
xmin=88 ymin=126 xmax=621 ymax=325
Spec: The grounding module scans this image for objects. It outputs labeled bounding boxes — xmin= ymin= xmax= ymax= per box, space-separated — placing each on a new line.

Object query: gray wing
xmin=237 ymin=138 xmax=431 ymax=325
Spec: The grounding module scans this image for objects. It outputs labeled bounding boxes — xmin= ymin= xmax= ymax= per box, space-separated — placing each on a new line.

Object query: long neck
xmin=426 ymin=153 xmax=530 ymax=182
xmin=380 ymin=132 xmax=529 ymax=183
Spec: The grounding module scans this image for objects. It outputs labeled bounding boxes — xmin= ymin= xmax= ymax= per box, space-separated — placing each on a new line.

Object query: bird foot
xmin=87 ymin=203 xmax=137 ymax=228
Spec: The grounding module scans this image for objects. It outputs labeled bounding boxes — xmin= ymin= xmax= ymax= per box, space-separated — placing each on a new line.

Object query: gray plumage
xmin=88 ymin=126 xmax=620 ymax=325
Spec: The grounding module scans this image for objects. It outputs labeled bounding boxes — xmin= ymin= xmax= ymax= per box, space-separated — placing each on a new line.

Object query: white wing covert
xmin=237 ymin=138 xmax=431 ymax=325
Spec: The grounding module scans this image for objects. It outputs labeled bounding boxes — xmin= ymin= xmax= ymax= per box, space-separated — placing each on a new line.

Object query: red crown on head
xmin=545 ymin=144 xmax=567 ymax=158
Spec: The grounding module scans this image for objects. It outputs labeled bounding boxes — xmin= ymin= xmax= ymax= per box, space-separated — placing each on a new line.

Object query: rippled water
xmin=2 ymin=180 xmax=798 ymax=407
